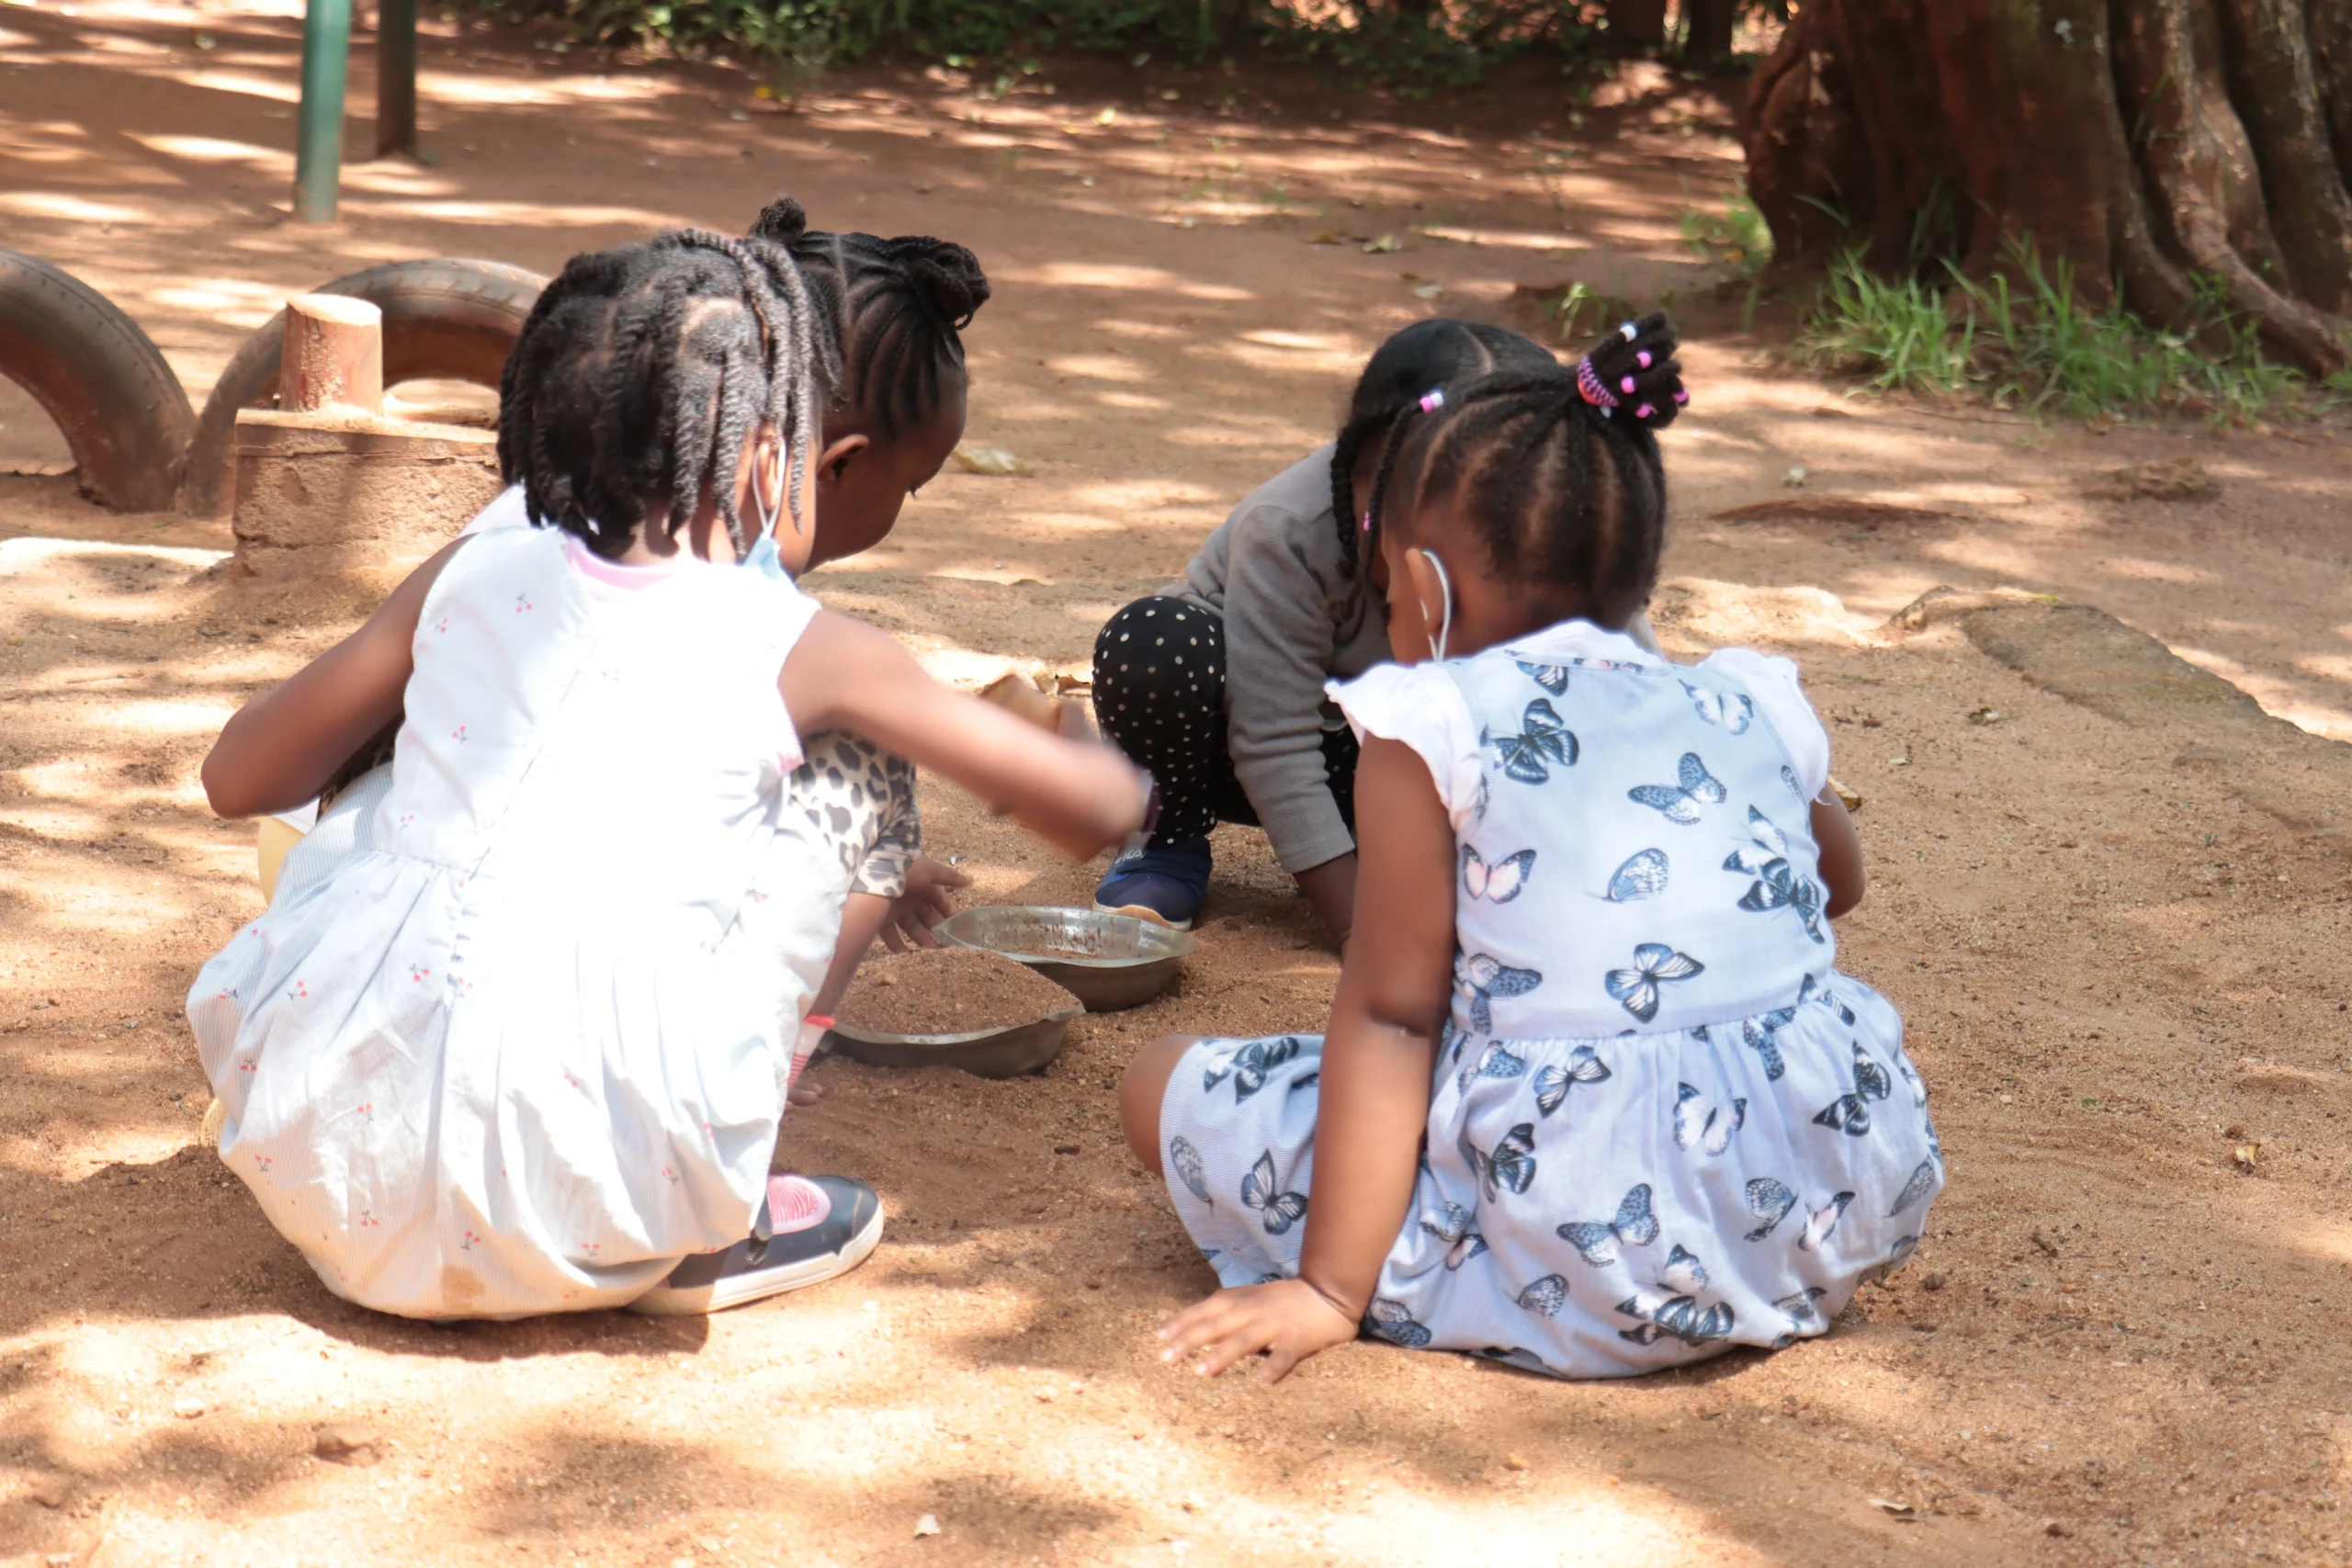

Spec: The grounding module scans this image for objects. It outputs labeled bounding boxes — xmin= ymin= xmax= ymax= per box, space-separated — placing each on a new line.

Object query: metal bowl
xmin=824 ymin=1007 xmax=1082 ymax=1079
xmin=931 ymin=906 xmax=1195 ymax=1012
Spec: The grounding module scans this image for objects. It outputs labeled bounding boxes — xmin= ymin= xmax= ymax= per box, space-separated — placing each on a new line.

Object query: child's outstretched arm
xmin=780 ymin=612 xmax=1147 ymax=860
xmin=200 ymin=539 xmax=467 ymax=820
xmin=1156 ymin=735 xmax=1455 ymax=1382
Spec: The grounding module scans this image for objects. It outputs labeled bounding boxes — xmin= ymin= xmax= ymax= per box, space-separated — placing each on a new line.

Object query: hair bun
xmin=888 ymin=235 xmax=990 ymax=329
xmin=750 ymin=197 xmax=811 ymax=245
xmin=1577 ymin=309 xmax=1686 ymax=430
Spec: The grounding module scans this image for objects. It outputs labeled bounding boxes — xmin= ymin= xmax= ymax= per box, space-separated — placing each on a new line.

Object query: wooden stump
xmin=277 ymin=294 xmax=383 ymax=413
xmin=230 ymin=408 xmax=499 ymax=581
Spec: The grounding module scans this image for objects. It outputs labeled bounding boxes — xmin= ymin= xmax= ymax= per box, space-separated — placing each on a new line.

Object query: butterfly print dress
xmin=1154 ymin=618 xmax=1941 ymax=1377
xmin=187 ymin=526 xmax=822 ymax=1320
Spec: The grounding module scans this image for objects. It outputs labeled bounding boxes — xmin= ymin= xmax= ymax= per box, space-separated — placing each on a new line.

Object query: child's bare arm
xmin=199 ymin=539 xmax=467 ymax=820
xmin=1157 ymin=736 xmax=1454 ymax=1381
xmin=780 ymin=612 xmax=1147 ymax=860
xmin=1813 ymin=787 xmax=1865 ymax=918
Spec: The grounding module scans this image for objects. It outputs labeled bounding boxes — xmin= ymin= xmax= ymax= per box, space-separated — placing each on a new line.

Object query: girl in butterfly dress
xmin=1120 ymin=313 xmax=1941 ymax=1380
xmin=188 ymin=233 xmax=1145 ymax=1321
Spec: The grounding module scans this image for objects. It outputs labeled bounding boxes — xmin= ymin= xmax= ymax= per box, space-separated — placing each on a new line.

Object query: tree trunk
xmin=1607 ymin=0 xmax=1667 ymax=50
xmin=1682 ymin=0 xmax=1736 ymax=62
xmin=1744 ymin=0 xmax=2351 ymax=372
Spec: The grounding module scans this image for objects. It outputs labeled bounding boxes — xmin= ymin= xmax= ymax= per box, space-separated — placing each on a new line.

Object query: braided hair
xmin=1329 ymin=321 xmax=1558 ymax=626
xmin=498 ymin=229 xmax=826 ymax=561
xmin=747 ymin=197 xmax=989 ymax=439
xmin=1372 ymin=312 xmax=1687 ymax=622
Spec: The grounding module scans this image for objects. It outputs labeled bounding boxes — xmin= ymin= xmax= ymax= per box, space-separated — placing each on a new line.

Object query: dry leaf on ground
xmin=952 ymin=446 xmax=1031 ymax=477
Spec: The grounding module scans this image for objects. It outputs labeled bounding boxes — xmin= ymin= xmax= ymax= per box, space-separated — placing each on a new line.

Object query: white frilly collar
xmin=1503 ymin=617 xmax=1657 ymax=666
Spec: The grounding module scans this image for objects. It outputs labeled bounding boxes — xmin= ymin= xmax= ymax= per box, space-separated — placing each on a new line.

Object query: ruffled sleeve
xmin=460 ymin=482 xmax=531 ymax=537
xmin=1327 ymin=664 xmax=1486 ymax=830
xmin=1702 ymin=647 xmax=1830 ymax=799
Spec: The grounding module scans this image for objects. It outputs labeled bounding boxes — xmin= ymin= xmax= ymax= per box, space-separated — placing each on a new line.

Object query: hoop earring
xmin=1422 ymin=550 xmax=1454 ymax=661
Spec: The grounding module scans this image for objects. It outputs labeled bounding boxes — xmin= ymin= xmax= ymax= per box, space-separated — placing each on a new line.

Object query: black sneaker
xmin=628 ymin=1174 xmax=883 ymax=1316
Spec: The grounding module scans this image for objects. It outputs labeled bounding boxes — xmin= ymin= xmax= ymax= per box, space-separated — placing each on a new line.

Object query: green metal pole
xmin=376 ymin=0 xmax=416 ymax=159
xmin=293 ymin=0 xmax=352 ymax=223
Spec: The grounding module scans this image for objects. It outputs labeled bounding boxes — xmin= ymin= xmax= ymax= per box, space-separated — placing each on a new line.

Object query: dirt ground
xmin=6 ymin=4 xmax=2352 ymax=1564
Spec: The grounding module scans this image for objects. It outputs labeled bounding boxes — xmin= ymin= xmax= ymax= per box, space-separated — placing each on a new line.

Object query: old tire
xmin=181 ymin=257 xmax=545 ymax=517
xmin=0 ymin=248 xmax=194 ymax=512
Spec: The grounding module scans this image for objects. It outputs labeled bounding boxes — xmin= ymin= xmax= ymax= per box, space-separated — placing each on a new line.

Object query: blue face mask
xmin=744 ymin=445 xmax=788 ymax=582
xmin=745 ymin=531 xmax=786 ymax=582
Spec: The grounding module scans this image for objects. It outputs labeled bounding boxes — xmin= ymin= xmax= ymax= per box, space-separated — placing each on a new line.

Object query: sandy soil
xmin=5 ymin=4 xmax=2352 ymax=1564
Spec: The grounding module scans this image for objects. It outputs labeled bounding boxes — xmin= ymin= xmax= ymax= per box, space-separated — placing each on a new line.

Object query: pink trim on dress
xmin=562 ymin=533 xmax=689 ymax=595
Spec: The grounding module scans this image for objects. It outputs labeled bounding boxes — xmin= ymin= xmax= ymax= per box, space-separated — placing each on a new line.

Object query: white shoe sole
xmin=626 ymin=1204 xmax=884 ymax=1317
xmin=1094 ymin=899 xmax=1196 ymax=932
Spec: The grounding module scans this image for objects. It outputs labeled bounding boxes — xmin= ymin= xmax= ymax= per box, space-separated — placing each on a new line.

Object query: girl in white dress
xmin=189 ymin=231 xmax=1145 ymax=1321
xmin=1122 ymin=314 xmax=1939 ymax=1380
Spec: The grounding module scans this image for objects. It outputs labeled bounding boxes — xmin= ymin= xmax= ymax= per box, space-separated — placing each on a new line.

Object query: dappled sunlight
xmin=2170 ymin=645 xmax=2352 ymax=740
xmin=998 ymin=262 xmax=1255 ymax=302
xmin=1045 ymin=353 xmax=1151 ymax=384
xmin=8 ymin=3 xmax=2352 ymax=1561
xmin=338 ymin=197 xmax=684 ymax=227
xmin=1657 ymin=577 xmax=1879 ymax=650
xmin=175 ymin=69 xmax=300 ymax=104
xmin=0 ymin=190 xmax=150 ymax=222
xmin=128 ymin=132 xmax=286 ymax=165
xmin=1208 ymin=334 xmax=1364 ymax=378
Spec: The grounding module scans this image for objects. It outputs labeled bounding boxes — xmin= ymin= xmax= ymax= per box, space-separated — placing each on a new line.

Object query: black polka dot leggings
xmin=1091 ymin=595 xmax=1358 ymax=847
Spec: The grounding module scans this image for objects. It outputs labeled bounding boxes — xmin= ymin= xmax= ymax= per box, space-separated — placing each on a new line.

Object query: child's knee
xmin=1119 ymin=1033 xmax=1201 ymax=1177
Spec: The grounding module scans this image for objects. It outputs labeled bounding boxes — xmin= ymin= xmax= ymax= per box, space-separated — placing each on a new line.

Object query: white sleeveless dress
xmin=187 ymin=526 xmax=823 ymax=1319
xmin=1157 ymin=619 xmax=1941 ymax=1377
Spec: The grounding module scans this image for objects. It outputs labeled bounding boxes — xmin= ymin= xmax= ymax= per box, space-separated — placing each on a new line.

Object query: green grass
xmin=1798 ymin=254 xmax=1973 ymax=394
xmin=1679 ymin=191 xmax=1772 ymax=275
xmin=1798 ymin=240 xmax=2309 ymax=423
xmin=1543 ymin=280 xmax=1639 ymax=347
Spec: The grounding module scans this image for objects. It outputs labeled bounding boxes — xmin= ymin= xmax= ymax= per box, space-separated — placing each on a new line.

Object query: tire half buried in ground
xmin=182 ymin=257 xmax=546 ymax=516
xmin=0 ymin=247 xmax=195 ymax=512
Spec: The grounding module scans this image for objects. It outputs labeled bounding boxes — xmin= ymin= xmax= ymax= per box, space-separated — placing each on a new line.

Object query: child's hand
xmin=1158 ymin=1278 xmax=1359 ymax=1382
xmin=782 ymin=614 xmax=1148 ymax=865
xmin=879 ymin=856 xmax=970 ymax=950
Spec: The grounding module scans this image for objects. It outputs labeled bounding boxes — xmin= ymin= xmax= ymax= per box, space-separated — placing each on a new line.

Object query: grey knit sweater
xmin=1169 ymin=445 xmax=1393 ymax=874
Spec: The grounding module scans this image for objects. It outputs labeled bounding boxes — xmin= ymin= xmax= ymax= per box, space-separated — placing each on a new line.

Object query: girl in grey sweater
xmin=1091 ymin=320 xmax=1655 ymax=940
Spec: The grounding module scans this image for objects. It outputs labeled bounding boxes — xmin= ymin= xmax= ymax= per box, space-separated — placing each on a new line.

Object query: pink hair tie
xmin=1575 ymin=355 xmax=1620 ymax=412
xmin=1361 ymin=510 xmax=1374 ymax=534
xmin=1418 ymin=388 xmax=1446 ymax=413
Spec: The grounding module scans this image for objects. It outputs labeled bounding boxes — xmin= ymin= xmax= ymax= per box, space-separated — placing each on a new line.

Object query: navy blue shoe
xmin=1093 ymin=835 xmax=1212 ymax=931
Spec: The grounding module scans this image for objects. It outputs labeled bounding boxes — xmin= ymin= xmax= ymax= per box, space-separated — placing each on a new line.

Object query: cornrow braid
xmin=497 ymin=229 xmax=826 ymax=562
xmin=747 ymin=197 xmax=989 ymax=439
xmin=1325 ymin=320 xmax=1561 ymax=633
xmin=1376 ymin=311 xmax=1688 ymax=626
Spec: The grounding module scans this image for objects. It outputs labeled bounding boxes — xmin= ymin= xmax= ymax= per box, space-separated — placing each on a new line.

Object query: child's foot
xmin=786 ymin=1017 xmax=830 ymax=1106
xmin=628 ymin=1174 xmax=883 ymax=1316
xmin=1093 ymin=835 xmax=1211 ymax=930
